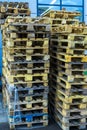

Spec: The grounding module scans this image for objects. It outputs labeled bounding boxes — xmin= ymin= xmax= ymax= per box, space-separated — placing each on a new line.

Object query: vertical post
xmin=60 ymin=0 xmax=62 ymax=10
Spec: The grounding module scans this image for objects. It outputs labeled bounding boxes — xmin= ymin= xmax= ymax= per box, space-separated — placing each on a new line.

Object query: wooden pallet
xmin=4 ymin=60 xmax=50 ymax=69
xmin=51 ymin=71 xmax=87 ymax=83
xmin=5 ymin=54 xmax=50 ymax=62
xmin=9 ymin=120 xmax=48 ymax=130
xmin=3 ymin=68 xmax=48 ymax=82
xmin=7 ymin=91 xmax=48 ymax=103
xmin=54 ymin=110 xmax=87 ymax=130
xmin=50 ymin=82 xmax=87 ymax=97
xmin=58 ymin=66 xmax=87 ymax=76
xmin=51 ymin=24 xmax=72 ymax=33
xmin=5 ymin=67 xmax=49 ymax=74
xmin=2 ymin=76 xmax=48 ymax=88
xmin=5 ymin=16 xmax=32 ymax=24
xmin=50 ymin=106 xmax=85 ymax=130
xmin=5 ymin=21 xmax=50 ymax=32
xmin=51 ymin=38 xmax=87 ymax=48
xmin=51 ymin=52 xmax=87 ymax=62
xmin=0 ymin=2 xmax=29 ymax=10
xmin=41 ymin=10 xmax=81 ymax=19
xmin=0 ymin=2 xmax=31 ymax=16
xmin=8 ymin=99 xmax=48 ymax=109
xmin=51 ymin=46 xmax=87 ymax=55
xmin=5 ymin=38 xmax=49 ymax=47
xmin=51 ymin=60 xmax=87 ymax=69
xmin=50 ymin=92 xmax=87 ymax=111
xmin=5 ymin=47 xmax=49 ymax=55
xmin=51 ymin=24 xmax=87 ymax=34
xmin=50 ymin=90 xmax=87 ymax=106
xmin=37 ymin=17 xmax=79 ymax=25
xmin=57 ymin=90 xmax=87 ymax=104
xmin=51 ymin=102 xmax=87 ymax=119
xmin=50 ymin=61 xmax=87 ymax=75
xmin=8 ymin=112 xmax=48 ymax=123
xmin=56 ymin=34 xmax=87 ymax=41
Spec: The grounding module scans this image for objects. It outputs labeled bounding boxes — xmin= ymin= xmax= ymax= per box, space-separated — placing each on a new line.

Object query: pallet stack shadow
xmin=42 ymin=10 xmax=87 ymax=130
xmin=2 ymin=16 xmax=50 ymax=129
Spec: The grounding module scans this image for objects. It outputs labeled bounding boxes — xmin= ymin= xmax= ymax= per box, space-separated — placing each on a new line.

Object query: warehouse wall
xmin=29 ymin=0 xmax=37 ymax=17
xmin=84 ymin=0 xmax=87 ymax=24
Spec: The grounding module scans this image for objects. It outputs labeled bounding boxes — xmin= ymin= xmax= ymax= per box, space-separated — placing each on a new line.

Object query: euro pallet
xmin=57 ymin=90 xmax=87 ymax=104
xmin=8 ymin=113 xmax=48 ymax=125
xmin=5 ymin=67 xmax=49 ymax=74
xmin=3 ymin=76 xmax=48 ymax=87
xmin=56 ymin=34 xmax=87 ymax=41
xmin=57 ymin=53 xmax=87 ymax=62
xmin=4 ymin=60 xmax=50 ymax=69
xmin=5 ymin=47 xmax=49 ymax=55
xmin=54 ymin=60 xmax=87 ymax=69
xmin=3 ymin=32 xmax=49 ymax=39
xmin=5 ymin=54 xmax=50 ymax=62
xmin=5 ymin=38 xmax=49 ymax=47
xmin=50 ymin=93 xmax=87 ymax=111
xmin=50 ymin=79 xmax=87 ymax=96
xmin=51 ymin=39 xmax=87 ymax=49
xmin=42 ymin=10 xmax=80 ymax=19
xmin=6 ymin=22 xmax=50 ymax=32
xmin=54 ymin=110 xmax=87 ymax=130
xmin=57 ymin=76 xmax=87 ymax=87
xmin=51 ymin=45 xmax=87 ymax=55
xmin=9 ymin=120 xmax=48 ymax=130
xmin=7 ymin=100 xmax=48 ymax=109
xmin=3 ymin=71 xmax=48 ymax=83
xmin=55 ymin=102 xmax=87 ymax=118
xmin=0 ymin=2 xmax=29 ymax=12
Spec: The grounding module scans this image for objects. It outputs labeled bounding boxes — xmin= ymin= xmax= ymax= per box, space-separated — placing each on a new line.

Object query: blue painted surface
xmin=9 ymin=113 xmax=48 ymax=123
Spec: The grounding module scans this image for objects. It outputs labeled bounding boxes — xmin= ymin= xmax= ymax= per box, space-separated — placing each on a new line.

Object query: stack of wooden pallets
xmin=50 ymin=33 xmax=87 ymax=130
xmin=0 ymin=2 xmax=30 ymax=18
xmin=37 ymin=9 xmax=80 ymax=33
xmin=41 ymin=10 xmax=87 ymax=130
xmin=0 ymin=2 xmax=31 ymax=27
xmin=0 ymin=2 xmax=31 ymax=92
xmin=2 ymin=16 xmax=50 ymax=130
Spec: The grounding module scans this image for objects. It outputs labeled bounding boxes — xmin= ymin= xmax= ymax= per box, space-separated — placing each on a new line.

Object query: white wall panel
xmin=28 ymin=0 xmax=37 ymax=17
xmin=84 ymin=0 xmax=87 ymax=24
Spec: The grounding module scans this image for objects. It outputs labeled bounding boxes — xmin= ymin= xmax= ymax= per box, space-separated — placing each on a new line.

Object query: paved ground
xmin=0 ymin=93 xmax=8 ymax=123
xmin=0 ymin=122 xmax=60 ymax=130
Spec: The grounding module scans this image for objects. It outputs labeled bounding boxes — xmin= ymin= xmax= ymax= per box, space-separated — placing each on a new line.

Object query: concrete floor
xmin=0 ymin=122 xmax=60 ymax=130
xmin=0 ymin=93 xmax=8 ymax=123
